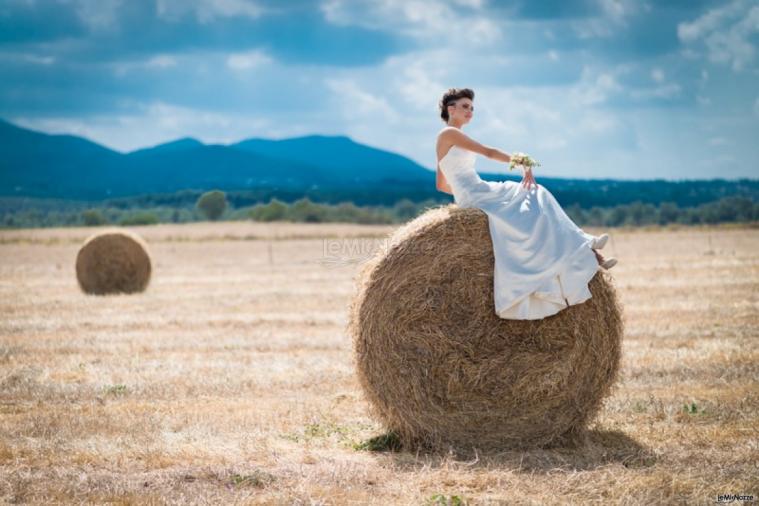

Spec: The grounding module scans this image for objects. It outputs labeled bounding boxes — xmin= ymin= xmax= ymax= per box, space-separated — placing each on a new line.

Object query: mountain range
xmin=0 ymin=118 xmax=434 ymax=200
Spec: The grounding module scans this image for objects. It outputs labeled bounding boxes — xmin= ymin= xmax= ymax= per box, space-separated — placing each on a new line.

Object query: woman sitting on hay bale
xmin=435 ymin=87 xmax=617 ymax=320
xmin=348 ymin=88 xmax=625 ymax=452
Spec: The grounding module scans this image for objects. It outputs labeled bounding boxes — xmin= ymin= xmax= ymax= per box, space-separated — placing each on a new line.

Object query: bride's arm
xmin=443 ymin=127 xmax=511 ymax=164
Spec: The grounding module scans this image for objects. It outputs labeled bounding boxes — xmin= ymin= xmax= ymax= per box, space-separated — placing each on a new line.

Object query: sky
xmin=1 ymin=0 xmax=758 ymax=180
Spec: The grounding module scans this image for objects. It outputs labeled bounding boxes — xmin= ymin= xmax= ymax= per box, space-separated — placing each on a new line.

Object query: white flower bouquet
xmin=509 ymin=152 xmax=541 ymax=171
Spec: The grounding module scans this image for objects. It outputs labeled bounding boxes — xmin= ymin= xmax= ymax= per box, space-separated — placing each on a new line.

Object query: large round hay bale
xmin=76 ymin=229 xmax=152 ymax=295
xmin=348 ymin=204 xmax=623 ymax=452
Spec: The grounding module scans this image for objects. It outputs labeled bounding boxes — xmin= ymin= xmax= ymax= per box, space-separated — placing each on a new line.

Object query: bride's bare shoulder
xmin=438 ymin=126 xmax=459 ymax=138
xmin=436 ymin=127 xmax=459 ymax=147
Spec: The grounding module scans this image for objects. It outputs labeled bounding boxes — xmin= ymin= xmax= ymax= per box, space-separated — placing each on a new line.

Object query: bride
xmin=435 ymin=87 xmax=617 ymax=320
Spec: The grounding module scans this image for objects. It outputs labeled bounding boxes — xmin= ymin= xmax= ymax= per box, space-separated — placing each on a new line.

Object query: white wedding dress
xmin=438 ymin=144 xmax=601 ymax=320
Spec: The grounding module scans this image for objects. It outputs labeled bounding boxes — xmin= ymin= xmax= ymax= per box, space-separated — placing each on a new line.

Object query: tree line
xmin=1 ymin=190 xmax=757 ymax=229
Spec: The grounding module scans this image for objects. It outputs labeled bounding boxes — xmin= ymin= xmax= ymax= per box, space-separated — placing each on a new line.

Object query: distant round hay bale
xmin=75 ymin=229 xmax=152 ymax=295
xmin=348 ymin=204 xmax=623 ymax=452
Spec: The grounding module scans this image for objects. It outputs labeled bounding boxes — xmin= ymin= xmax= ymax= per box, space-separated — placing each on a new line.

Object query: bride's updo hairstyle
xmin=439 ymin=88 xmax=474 ymax=123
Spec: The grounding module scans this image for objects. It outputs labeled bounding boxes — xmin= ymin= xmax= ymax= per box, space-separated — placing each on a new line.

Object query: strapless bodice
xmin=438 ymin=145 xmax=494 ymax=207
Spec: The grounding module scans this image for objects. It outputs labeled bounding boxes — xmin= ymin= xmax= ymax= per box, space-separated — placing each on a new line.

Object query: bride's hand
xmin=521 ymin=167 xmax=537 ymax=191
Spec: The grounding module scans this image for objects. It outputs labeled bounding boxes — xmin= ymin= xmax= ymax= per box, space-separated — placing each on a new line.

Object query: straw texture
xmin=75 ymin=229 xmax=152 ymax=295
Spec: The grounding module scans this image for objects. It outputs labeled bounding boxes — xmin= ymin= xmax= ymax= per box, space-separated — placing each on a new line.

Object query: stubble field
xmin=1 ymin=218 xmax=757 ymax=505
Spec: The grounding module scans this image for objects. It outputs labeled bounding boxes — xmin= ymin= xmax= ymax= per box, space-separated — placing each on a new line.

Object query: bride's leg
xmin=539 ymin=185 xmax=595 ymax=241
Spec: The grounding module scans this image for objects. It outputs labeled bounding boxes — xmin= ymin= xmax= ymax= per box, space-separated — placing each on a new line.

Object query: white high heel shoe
xmin=600 ymin=257 xmax=617 ymax=270
xmin=591 ymin=233 xmax=609 ymax=250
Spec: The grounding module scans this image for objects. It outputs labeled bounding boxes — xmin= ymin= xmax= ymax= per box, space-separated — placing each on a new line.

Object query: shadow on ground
xmin=358 ymin=429 xmax=657 ymax=472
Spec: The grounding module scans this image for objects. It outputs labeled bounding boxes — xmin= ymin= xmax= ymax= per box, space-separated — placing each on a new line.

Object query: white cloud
xmin=548 ymin=50 xmax=559 ymax=62
xmin=450 ymin=0 xmax=484 ymax=7
xmin=11 ymin=101 xmax=272 ymax=152
xmin=677 ymin=1 xmax=743 ymax=42
xmin=324 ymin=78 xmax=401 ymax=124
xmin=109 ymin=53 xmax=184 ymax=76
xmin=680 ymin=48 xmax=701 ymax=60
xmin=155 ymin=0 xmax=266 ymax=23
xmin=20 ymin=53 xmax=55 ymax=65
xmin=569 ymin=66 xmax=626 ymax=106
xmin=571 ymin=0 xmax=641 ymax=39
xmin=105 ymin=49 xmax=270 ymax=78
xmin=569 ymin=63 xmax=682 ymax=105
xmin=570 ymin=17 xmax=615 ymax=39
xmin=597 ymin=0 xmax=638 ymax=23
xmin=395 ymin=64 xmax=447 ymax=113
xmin=226 ymin=49 xmax=272 ymax=70
xmin=677 ymin=0 xmax=759 ymax=72
xmin=320 ymin=0 xmax=500 ymax=45
xmin=147 ymin=55 xmax=177 ymax=68
xmin=68 ymin=0 xmax=123 ymax=30
xmin=54 ymin=0 xmax=267 ymax=31
xmin=630 ymin=82 xmax=681 ymax=100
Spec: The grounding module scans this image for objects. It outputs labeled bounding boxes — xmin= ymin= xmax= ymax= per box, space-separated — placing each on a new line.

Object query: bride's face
xmin=448 ymin=98 xmax=474 ymax=124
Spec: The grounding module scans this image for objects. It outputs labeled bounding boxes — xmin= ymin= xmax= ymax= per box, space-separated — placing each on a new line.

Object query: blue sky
xmin=1 ymin=0 xmax=758 ymax=180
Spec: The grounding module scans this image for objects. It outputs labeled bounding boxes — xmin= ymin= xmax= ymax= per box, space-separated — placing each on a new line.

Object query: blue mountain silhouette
xmin=0 ymin=118 xmax=433 ymax=199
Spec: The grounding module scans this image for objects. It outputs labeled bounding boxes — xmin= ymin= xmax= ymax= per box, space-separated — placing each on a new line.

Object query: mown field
xmin=1 ymin=219 xmax=757 ymax=505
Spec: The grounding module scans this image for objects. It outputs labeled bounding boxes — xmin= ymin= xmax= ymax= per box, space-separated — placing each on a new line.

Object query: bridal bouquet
xmin=509 ymin=152 xmax=541 ymax=171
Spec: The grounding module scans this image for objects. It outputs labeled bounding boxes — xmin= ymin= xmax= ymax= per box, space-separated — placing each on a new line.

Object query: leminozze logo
xmin=319 ymin=237 xmax=441 ymax=267
xmin=319 ymin=238 xmax=387 ymax=267
xmin=716 ymin=494 xmax=754 ymax=503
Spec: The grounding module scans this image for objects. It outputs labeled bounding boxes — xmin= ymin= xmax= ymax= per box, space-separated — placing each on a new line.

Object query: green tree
xmin=608 ymin=206 xmax=627 ymax=226
xmin=586 ymin=206 xmax=604 ymax=226
xmin=713 ymin=196 xmax=755 ymax=222
xmin=249 ymin=198 xmax=288 ymax=222
xmin=393 ymin=198 xmax=418 ymax=221
xmin=678 ymin=207 xmax=701 ymax=224
xmin=332 ymin=202 xmax=361 ymax=222
xmin=81 ymin=209 xmax=107 ymax=226
xmin=196 ymin=190 xmax=228 ymax=221
xmin=566 ymin=203 xmax=586 ymax=225
xmin=289 ymin=197 xmax=325 ymax=222
xmin=626 ymin=201 xmax=657 ymax=226
xmin=119 ymin=211 xmax=159 ymax=226
xmin=658 ymin=202 xmax=679 ymax=225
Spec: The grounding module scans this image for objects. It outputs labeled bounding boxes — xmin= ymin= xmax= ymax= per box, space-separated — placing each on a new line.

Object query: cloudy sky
xmin=1 ymin=0 xmax=758 ymax=180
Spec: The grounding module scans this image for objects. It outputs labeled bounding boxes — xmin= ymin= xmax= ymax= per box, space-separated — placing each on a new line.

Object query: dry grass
xmin=1 ymin=221 xmax=757 ymax=505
